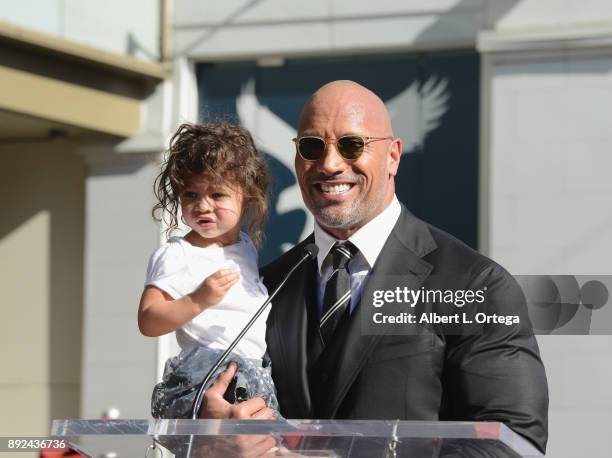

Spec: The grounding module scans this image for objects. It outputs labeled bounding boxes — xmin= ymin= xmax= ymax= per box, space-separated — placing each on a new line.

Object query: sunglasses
xmin=292 ymin=135 xmax=394 ymax=161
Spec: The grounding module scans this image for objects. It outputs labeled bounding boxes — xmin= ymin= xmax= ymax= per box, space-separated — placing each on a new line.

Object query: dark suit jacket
xmin=261 ymin=206 xmax=548 ymax=453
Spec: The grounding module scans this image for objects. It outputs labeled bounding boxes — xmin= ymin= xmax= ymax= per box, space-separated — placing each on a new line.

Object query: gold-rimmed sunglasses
xmin=292 ymin=135 xmax=394 ymax=161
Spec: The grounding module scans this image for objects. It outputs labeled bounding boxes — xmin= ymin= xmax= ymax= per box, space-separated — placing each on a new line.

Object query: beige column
xmin=0 ymin=140 xmax=84 ymax=454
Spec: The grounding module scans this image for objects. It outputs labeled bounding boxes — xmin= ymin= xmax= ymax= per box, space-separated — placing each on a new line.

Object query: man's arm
xmin=442 ymin=262 xmax=549 ymax=453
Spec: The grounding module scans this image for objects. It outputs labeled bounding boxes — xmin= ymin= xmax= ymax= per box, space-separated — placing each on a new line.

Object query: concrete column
xmin=478 ymin=34 xmax=612 ymax=458
xmin=0 ymin=140 xmax=84 ymax=452
xmin=80 ymin=148 xmax=161 ymax=418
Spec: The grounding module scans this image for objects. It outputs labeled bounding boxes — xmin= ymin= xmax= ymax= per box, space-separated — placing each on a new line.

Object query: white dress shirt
xmin=314 ymin=195 xmax=402 ymax=316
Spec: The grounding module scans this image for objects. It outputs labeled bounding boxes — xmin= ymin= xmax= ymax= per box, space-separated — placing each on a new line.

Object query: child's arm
xmin=138 ymin=269 xmax=240 ymax=337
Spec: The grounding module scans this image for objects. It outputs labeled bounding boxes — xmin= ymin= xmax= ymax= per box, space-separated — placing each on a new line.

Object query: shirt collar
xmin=313 ymin=195 xmax=402 ymax=273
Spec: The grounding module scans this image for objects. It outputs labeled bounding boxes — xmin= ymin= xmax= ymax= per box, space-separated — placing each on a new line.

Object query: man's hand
xmin=198 ymin=362 xmax=275 ymax=419
xmin=191 ymin=269 xmax=240 ymax=309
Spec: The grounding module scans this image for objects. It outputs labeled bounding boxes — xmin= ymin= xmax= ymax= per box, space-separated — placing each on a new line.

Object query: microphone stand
xmin=185 ymin=244 xmax=318 ymax=457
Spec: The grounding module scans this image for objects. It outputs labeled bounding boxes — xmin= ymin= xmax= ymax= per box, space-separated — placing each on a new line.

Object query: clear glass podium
xmin=51 ymin=419 xmax=543 ymax=457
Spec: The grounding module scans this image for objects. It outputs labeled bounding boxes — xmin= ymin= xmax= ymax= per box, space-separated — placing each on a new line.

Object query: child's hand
xmin=191 ymin=269 xmax=240 ymax=309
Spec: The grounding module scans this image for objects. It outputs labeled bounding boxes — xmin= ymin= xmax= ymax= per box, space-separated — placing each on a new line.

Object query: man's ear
xmin=388 ymin=137 xmax=402 ymax=177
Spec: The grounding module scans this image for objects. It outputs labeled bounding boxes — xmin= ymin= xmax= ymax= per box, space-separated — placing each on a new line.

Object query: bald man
xmin=203 ymin=81 xmax=549 ymax=453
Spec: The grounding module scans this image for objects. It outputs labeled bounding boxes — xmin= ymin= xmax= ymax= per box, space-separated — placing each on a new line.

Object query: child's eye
xmin=211 ymin=193 xmax=227 ymax=199
xmin=182 ymin=191 xmax=198 ymax=199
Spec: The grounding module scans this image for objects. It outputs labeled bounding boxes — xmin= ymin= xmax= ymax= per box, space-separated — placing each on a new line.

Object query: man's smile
xmin=319 ymin=183 xmax=353 ymax=194
xmin=312 ymin=180 xmax=358 ymax=202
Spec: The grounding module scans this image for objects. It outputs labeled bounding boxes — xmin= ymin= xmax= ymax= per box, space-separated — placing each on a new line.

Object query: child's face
xmin=179 ymin=175 xmax=244 ymax=248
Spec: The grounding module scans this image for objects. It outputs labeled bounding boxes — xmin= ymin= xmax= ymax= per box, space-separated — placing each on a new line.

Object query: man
xmin=203 ymin=80 xmax=548 ymax=452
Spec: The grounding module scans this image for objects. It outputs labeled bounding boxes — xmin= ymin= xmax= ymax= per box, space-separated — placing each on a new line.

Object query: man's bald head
xmin=294 ymin=80 xmax=402 ymax=239
xmin=298 ymin=80 xmax=394 ymax=137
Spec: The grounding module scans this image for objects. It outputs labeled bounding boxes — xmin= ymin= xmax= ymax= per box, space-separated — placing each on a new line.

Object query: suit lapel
xmin=324 ymin=206 xmax=437 ymax=417
xmin=267 ymin=244 xmax=317 ymax=418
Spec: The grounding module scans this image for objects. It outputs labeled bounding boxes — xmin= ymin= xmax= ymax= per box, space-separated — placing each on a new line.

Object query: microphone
xmin=190 ymin=243 xmax=318 ymax=419
xmin=303 ymin=243 xmax=319 ymax=261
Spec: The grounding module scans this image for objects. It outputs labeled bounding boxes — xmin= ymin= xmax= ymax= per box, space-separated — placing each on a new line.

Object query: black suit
xmin=262 ymin=205 xmax=548 ymax=453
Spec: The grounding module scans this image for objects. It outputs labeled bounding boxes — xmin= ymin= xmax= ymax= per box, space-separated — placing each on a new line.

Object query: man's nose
xmin=318 ymin=142 xmax=347 ymax=174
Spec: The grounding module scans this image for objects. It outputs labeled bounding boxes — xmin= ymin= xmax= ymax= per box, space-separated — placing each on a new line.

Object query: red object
xmin=474 ymin=422 xmax=502 ymax=439
xmin=283 ymin=435 xmax=303 ymax=449
xmin=39 ymin=447 xmax=85 ymax=457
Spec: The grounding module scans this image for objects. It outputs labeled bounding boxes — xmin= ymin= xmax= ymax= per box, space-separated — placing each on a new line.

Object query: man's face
xmin=295 ymin=95 xmax=400 ymax=238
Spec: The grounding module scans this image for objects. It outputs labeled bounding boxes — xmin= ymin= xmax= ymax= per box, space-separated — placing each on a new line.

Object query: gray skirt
xmin=151 ymin=346 xmax=280 ymax=419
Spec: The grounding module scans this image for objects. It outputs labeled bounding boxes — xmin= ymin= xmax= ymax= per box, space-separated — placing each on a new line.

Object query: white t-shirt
xmin=144 ymin=232 xmax=269 ymax=359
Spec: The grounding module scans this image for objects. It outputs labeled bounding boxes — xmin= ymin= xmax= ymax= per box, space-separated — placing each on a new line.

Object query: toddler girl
xmin=138 ymin=122 xmax=277 ymax=418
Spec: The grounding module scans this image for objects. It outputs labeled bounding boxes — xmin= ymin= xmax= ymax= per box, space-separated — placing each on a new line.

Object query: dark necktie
xmin=320 ymin=241 xmax=356 ymax=345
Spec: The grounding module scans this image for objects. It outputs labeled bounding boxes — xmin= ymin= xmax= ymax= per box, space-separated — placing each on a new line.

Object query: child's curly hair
xmin=153 ymin=122 xmax=269 ymax=246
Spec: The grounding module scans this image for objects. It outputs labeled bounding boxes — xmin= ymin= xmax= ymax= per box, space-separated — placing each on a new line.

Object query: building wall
xmin=481 ymin=2 xmax=612 ymax=456
xmin=0 ymin=143 xmax=162 ymax=438
xmin=493 ymin=0 xmax=612 ymax=31
xmin=1 ymin=0 xmax=161 ymax=61
xmin=80 ymin=151 xmax=161 ymax=418
xmin=0 ymin=1 xmax=168 ymax=448
xmin=485 ymin=47 xmax=612 ymax=458
xmin=0 ymin=141 xmax=84 ymax=447
xmin=173 ymin=0 xmax=518 ymax=60
xmin=487 ymin=51 xmax=612 ymax=273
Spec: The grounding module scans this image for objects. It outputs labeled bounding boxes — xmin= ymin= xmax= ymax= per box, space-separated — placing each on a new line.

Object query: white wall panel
xmin=0 ymin=0 xmax=160 ymax=60
xmin=488 ymin=50 xmax=612 ymax=457
xmin=495 ymin=0 xmax=612 ymax=31
xmin=173 ymin=0 xmax=489 ymax=59
xmin=81 ymin=153 xmax=159 ymax=418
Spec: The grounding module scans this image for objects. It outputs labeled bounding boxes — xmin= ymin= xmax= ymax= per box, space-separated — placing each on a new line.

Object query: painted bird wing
xmin=386 ymin=76 xmax=450 ymax=154
xmin=236 ymin=78 xmax=313 ymax=246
